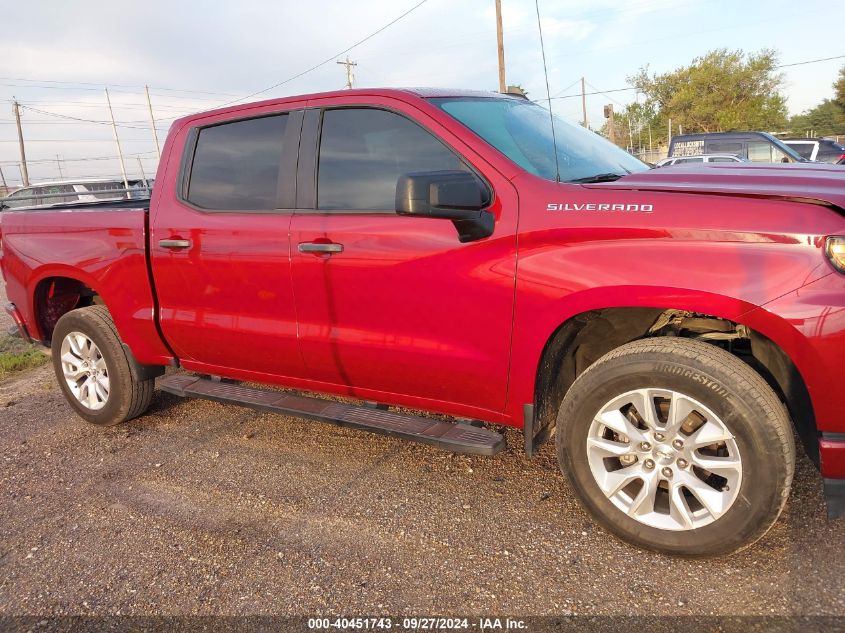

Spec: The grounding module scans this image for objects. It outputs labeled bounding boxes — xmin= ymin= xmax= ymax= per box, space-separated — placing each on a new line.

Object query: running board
xmin=158 ymin=375 xmax=505 ymax=456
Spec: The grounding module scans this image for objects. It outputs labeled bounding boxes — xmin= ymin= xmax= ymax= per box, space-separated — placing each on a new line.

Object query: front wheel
xmin=556 ymin=337 xmax=795 ymax=556
xmin=51 ymin=305 xmax=154 ymax=425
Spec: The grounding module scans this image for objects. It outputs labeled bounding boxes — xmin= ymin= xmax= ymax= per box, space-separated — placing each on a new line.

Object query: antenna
xmin=534 ymin=0 xmax=560 ymax=182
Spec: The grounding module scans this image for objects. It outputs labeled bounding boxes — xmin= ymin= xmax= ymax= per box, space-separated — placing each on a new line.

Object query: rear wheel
xmin=51 ymin=306 xmax=154 ymax=425
xmin=556 ymin=337 xmax=794 ymax=556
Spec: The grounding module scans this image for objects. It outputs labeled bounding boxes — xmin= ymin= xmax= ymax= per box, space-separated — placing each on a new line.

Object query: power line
xmin=546 ymin=86 xmax=636 ymax=101
xmin=19 ymin=106 xmax=179 ymax=129
xmin=776 ymin=54 xmax=845 ymax=68
xmin=585 ymin=80 xmax=628 ymax=108
xmin=544 ymin=54 xmax=845 ymax=103
xmin=551 ymin=78 xmax=583 ymax=98
xmin=0 ymin=77 xmax=238 ymax=98
xmin=0 ymin=151 xmax=157 ymax=165
xmin=218 ymin=0 xmax=430 ymax=107
xmin=0 ymin=139 xmax=156 ymax=143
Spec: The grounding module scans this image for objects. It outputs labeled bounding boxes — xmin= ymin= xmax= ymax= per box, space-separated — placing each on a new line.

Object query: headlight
xmin=825 ymin=236 xmax=845 ymax=273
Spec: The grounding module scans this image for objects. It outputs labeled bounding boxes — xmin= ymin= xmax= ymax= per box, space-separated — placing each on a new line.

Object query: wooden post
xmin=495 ymin=0 xmax=506 ymax=93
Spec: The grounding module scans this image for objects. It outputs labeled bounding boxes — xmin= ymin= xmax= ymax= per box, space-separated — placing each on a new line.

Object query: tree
xmin=789 ymin=100 xmax=844 ymax=137
xmin=600 ymin=101 xmax=663 ymax=153
xmin=788 ymin=64 xmax=845 ymax=136
xmin=630 ymin=49 xmax=788 ymax=133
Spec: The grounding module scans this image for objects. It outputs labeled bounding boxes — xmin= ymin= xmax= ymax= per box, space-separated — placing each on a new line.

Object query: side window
xmin=710 ymin=156 xmax=738 ymax=163
xmin=187 ymin=114 xmax=287 ymax=210
xmin=317 ymin=108 xmax=471 ymax=211
xmin=705 ymin=141 xmax=742 ymax=155
xmin=788 ymin=143 xmax=815 ymax=160
xmin=817 ymin=143 xmax=844 ymax=161
xmin=675 ymin=157 xmax=704 ymax=163
xmin=3 ymin=187 xmax=32 ymax=208
xmin=747 ymin=141 xmax=773 ymax=162
xmin=40 ymin=184 xmax=77 ymax=205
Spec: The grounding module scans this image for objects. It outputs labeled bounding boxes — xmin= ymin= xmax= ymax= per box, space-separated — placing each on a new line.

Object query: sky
xmin=1 ymin=0 xmax=843 ymax=186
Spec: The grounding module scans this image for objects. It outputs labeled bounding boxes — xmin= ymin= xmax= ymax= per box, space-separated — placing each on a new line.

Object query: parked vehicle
xmin=669 ymin=131 xmax=806 ymax=164
xmin=0 ymin=178 xmax=150 ymax=210
xmin=782 ymin=138 xmax=845 ymax=164
xmin=2 ymin=88 xmax=844 ymax=557
xmin=654 ymin=154 xmax=747 ymax=167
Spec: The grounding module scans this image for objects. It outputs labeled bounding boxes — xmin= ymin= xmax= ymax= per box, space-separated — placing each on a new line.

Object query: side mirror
xmin=396 ymin=170 xmax=494 ymax=243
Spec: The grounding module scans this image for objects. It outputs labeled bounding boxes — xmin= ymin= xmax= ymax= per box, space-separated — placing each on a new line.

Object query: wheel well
xmin=34 ymin=277 xmax=100 ymax=342
xmin=534 ymin=307 xmax=818 ymax=464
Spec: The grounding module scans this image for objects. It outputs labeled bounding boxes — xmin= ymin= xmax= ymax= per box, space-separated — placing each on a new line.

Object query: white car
xmin=1 ymin=178 xmax=149 ymax=210
xmin=655 ymin=154 xmax=747 ymax=168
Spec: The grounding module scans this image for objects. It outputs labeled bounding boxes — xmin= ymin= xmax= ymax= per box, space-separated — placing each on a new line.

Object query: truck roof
xmin=172 ymin=87 xmax=522 ymax=126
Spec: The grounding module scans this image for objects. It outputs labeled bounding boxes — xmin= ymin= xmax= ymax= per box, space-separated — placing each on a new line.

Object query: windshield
xmin=429 ymin=97 xmax=648 ymax=182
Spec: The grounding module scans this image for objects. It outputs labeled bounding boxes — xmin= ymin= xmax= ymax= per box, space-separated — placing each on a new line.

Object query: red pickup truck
xmin=2 ymin=88 xmax=844 ymax=556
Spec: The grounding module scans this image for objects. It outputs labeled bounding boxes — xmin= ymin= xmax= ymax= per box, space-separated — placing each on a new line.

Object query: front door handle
xmin=298 ymin=242 xmax=343 ymax=254
xmin=159 ymin=238 xmax=192 ymax=250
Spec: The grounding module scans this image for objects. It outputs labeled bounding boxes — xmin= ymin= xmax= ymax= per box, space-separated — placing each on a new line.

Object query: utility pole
xmin=0 ymin=165 xmax=7 ymax=194
xmin=56 ymin=155 xmax=64 ymax=179
xmin=336 ymin=57 xmax=357 ymax=89
xmin=495 ymin=0 xmax=506 ymax=93
xmin=13 ymin=101 xmax=29 ymax=187
xmin=604 ymin=104 xmax=615 ymax=143
xmin=105 ymin=88 xmax=130 ymax=192
xmin=668 ymin=117 xmax=672 ymax=146
xmin=136 ymin=156 xmax=148 ymax=188
xmin=145 ymin=85 xmax=161 ymax=159
xmin=581 ymin=77 xmax=588 ymax=128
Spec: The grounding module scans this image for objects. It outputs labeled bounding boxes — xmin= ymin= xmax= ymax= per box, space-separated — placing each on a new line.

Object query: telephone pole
xmin=145 ymin=85 xmax=161 ymax=159
xmin=604 ymin=104 xmax=615 ymax=144
xmin=337 ymin=57 xmax=357 ymax=89
xmin=581 ymin=77 xmax=588 ymax=128
xmin=13 ymin=101 xmax=29 ymax=187
xmin=0 ymin=165 xmax=7 ymax=194
xmin=56 ymin=155 xmax=64 ymax=179
xmin=136 ymin=156 xmax=148 ymax=188
xmin=105 ymin=88 xmax=130 ymax=192
xmin=495 ymin=0 xmax=506 ymax=93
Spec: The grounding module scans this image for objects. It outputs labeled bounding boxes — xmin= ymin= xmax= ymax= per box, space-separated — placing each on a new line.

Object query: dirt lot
xmin=0 ymin=291 xmax=843 ymax=623
xmin=0 ymin=358 xmax=843 ymax=622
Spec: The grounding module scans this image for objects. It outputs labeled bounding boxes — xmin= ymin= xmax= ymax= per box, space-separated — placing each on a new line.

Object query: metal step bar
xmin=158 ymin=374 xmax=505 ymax=456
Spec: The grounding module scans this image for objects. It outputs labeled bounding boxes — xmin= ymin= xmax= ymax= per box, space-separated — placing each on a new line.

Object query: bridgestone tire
xmin=51 ymin=306 xmax=154 ymax=426
xmin=556 ymin=337 xmax=795 ymax=557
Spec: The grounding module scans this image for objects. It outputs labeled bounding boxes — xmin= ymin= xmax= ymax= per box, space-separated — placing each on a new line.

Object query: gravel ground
xmin=0 ymin=359 xmax=843 ymax=621
xmin=0 ymin=288 xmax=843 ymax=623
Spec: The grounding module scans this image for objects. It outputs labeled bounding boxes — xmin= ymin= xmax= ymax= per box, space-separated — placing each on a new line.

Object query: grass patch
xmin=0 ymin=334 xmax=49 ymax=379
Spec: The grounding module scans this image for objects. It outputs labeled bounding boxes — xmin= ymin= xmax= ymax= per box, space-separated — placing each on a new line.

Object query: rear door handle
xmin=159 ymin=238 xmax=192 ymax=250
xmin=298 ymin=242 xmax=343 ymax=254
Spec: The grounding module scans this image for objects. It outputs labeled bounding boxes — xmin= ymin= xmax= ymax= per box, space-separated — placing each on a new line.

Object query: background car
xmin=654 ymin=154 xmax=748 ymax=167
xmin=782 ymin=138 xmax=845 ymax=164
xmin=0 ymin=178 xmax=150 ymax=210
xmin=668 ymin=131 xmax=806 ymax=164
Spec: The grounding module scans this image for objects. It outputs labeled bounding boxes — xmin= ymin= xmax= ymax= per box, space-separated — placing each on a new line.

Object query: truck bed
xmin=0 ymin=201 xmax=171 ymax=365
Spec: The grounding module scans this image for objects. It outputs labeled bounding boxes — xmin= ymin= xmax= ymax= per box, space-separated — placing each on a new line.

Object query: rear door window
xmin=187 ymin=114 xmax=288 ymax=211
